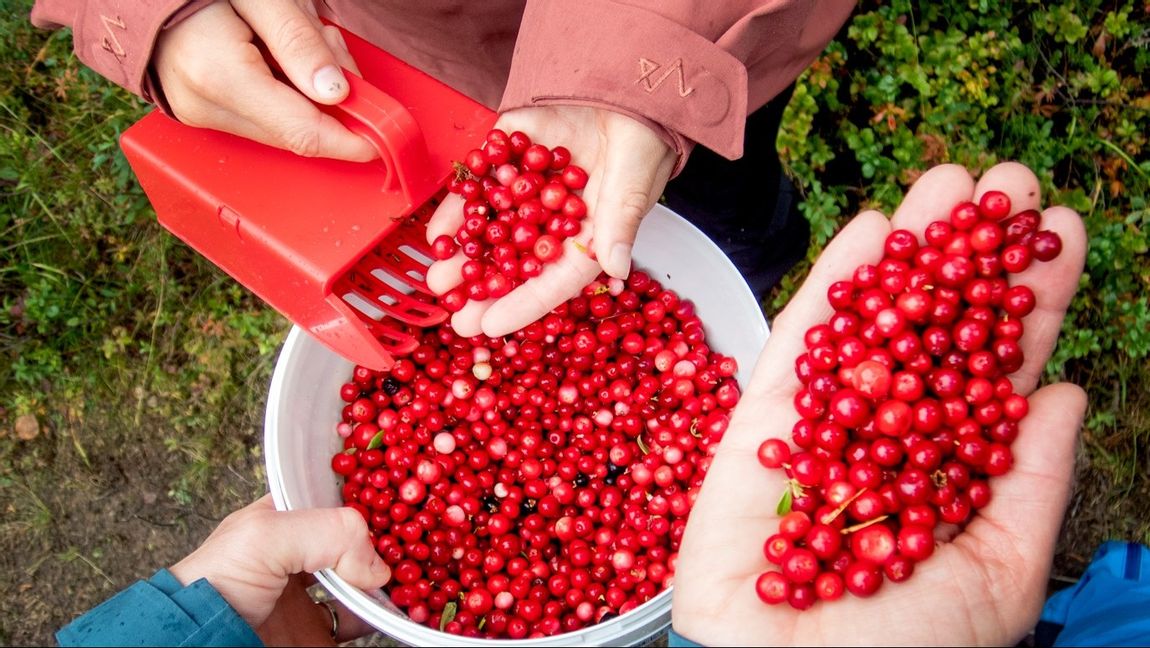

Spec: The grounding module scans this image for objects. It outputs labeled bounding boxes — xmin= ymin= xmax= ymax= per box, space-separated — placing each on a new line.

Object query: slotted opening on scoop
xmin=331 ymin=193 xmax=450 ymax=349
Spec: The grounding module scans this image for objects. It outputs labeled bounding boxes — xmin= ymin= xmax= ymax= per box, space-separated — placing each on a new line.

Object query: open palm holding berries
xmin=425 ymin=105 xmax=676 ymax=338
xmin=671 ymin=163 xmax=1088 ymax=646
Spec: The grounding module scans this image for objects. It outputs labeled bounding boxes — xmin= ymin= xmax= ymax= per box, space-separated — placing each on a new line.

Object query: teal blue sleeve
xmin=669 ymin=627 xmax=705 ymax=647
xmin=56 ymin=568 xmax=264 ymax=647
xmin=1038 ymin=541 xmax=1150 ymax=647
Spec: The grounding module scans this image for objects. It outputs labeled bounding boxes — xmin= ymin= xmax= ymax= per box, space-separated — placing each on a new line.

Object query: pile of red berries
xmin=331 ymin=270 xmax=740 ymax=638
xmin=433 ymin=129 xmax=590 ymax=312
xmin=755 ymin=191 xmax=1064 ymax=609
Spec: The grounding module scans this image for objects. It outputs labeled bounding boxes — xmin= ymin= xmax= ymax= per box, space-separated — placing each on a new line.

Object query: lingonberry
xmin=758 ymin=438 xmax=792 ymax=469
xmin=781 ymin=548 xmax=820 ymax=584
xmin=978 ymin=190 xmax=1012 ymax=220
xmin=756 ymin=571 xmax=791 ymax=605
xmin=850 ymin=523 xmax=897 ymax=564
xmin=444 ymin=133 xmax=591 ymax=312
xmin=814 ymin=571 xmax=845 ymax=601
xmin=844 ymin=561 xmax=883 ymax=597
xmin=329 ymin=269 xmax=741 ymax=636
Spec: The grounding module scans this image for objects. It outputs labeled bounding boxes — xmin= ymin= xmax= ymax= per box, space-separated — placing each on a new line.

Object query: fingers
xmin=1007 ymin=206 xmax=1087 ymax=393
xmin=320 ymin=24 xmax=361 ymax=76
xmin=888 ymin=162 xmax=1086 ymax=394
xmin=426 ymin=193 xmax=466 ymax=246
xmin=263 ymin=507 xmax=391 ymax=590
xmin=968 ymin=164 xmax=1086 ymax=394
xmin=230 ymin=0 xmax=350 ymax=103
xmin=255 ymin=573 xmax=341 ymax=647
xmin=425 ymin=254 xmax=465 ymax=294
xmin=967 ymin=382 xmax=1086 ymax=573
xmin=584 ymin=114 xmax=676 ymax=278
xmin=424 ymin=194 xmax=466 ymax=297
xmin=742 ymin=210 xmax=893 ymax=404
xmin=477 ymin=244 xmax=602 ymax=337
xmin=154 ymin=2 xmax=377 ymax=162
xmin=448 ymin=297 xmax=493 ymax=338
xmin=200 ymin=69 xmax=378 ymax=161
xmin=972 ymin=161 xmax=1042 ymax=213
xmin=327 ymin=597 xmax=378 ymax=643
xmin=889 ymin=163 xmax=976 ymax=232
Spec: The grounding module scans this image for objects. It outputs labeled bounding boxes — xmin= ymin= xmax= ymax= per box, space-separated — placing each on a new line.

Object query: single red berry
xmin=331 ymin=452 xmax=357 ymax=476
xmin=968 ymin=220 xmax=1005 ymax=253
xmin=884 ymin=555 xmax=916 ymax=583
xmin=814 ymin=571 xmax=845 ymax=601
xmin=521 ymin=144 xmax=553 ymax=172
xmin=897 ymin=525 xmax=935 ymax=561
xmin=978 ymin=190 xmax=1012 ymax=220
xmin=1002 ymin=285 xmax=1037 ymax=317
xmin=850 ymin=523 xmax=897 ymax=565
xmin=884 ymin=229 xmax=919 ymax=260
xmin=757 ymin=438 xmax=791 ymax=469
xmin=763 ymin=534 xmax=793 ymax=564
xmin=1029 ymin=230 xmax=1063 ymax=262
xmin=562 ymin=165 xmax=590 ymax=190
xmin=533 ymin=234 xmax=563 ymax=263
xmin=950 ymin=201 xmax=981 ymax=230
xmin=779 ymin=511 xmax=814 ymax=541
xmin=756 ymin=571 xmax=791 ymax=605
xmin=1001 ymin=244 xmax=1032 ymax=273
xmin=844 ymin=561 xmax=883 ymax=597
xmin=781 ymin=548 xmax=820 ymax=584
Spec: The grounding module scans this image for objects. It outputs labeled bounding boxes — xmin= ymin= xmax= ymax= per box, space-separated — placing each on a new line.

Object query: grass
xmin=1 ymin=0 xmax=1148 ymax=644
xmin=1 ymin=4 xmax=280 ymax=642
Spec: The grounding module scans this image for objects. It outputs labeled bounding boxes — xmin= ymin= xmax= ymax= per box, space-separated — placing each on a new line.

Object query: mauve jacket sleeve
xmin=501 ymin=0 xmax=856 ymax=165
xmin=30 ymin=0 xmax=214 ymax=108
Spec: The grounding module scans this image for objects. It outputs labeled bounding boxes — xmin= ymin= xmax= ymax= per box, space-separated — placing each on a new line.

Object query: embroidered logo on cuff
xmin=100 ymin=14 xmax=127 ymax=59
xmin=637 ymin=58 xmax=694 ymax=98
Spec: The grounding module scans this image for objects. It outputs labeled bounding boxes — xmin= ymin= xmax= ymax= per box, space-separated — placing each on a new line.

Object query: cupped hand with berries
xmin=426 ymin=106 xmax=676 ymax=337
xmin=671 ymin=162 xmax=1088 ymax=646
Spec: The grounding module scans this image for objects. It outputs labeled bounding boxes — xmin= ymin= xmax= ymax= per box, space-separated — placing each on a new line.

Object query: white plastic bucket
xmin=264 ymin=204 xmax=770 ymax=646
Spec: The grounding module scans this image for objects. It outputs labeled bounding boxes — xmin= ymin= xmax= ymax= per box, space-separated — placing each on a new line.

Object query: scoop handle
xmin=319 ymin=70 xmax=438 ymax=200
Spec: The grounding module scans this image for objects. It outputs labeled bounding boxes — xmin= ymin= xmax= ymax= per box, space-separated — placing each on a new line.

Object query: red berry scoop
xmin=755 ymin=190 xmax=1064 ymax=609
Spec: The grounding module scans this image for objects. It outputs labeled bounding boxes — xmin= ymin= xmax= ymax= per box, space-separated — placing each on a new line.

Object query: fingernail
xmin=313 ymin=65 xmax=346 ymax=100
xmin=607 ymin=243 xmax=632 ymax=278
xmin=370 ymin=557 xmax=391 ymax=583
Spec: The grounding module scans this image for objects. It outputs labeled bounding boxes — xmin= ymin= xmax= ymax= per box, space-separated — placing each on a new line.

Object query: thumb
xmin=231 ymin=0 xmax=350 ymax=104
xmin=589 ymin=114 xmax=676 ymax=278
xmin=259 ymin=504 xmax=391 ymax=591
xmin=969 ymin=382 xmax=1085 ymax=569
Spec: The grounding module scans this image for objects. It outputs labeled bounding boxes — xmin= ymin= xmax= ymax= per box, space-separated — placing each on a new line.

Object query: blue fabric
xmin=668 ymin=626 xmax=705 ymax=647
xmin=56 ymin=568 xmax=263 ymax=647
xmin=1039 ymin=541 xmax=1150 ymax=647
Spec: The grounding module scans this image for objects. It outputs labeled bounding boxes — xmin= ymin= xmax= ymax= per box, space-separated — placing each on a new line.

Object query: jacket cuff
xmin=55 ymin=568 xmax=262 ymax=647
xmin=31 ymin=1 xmax=195 ymax=99
xmin=500 ymin=0 xmax=748 ymax=164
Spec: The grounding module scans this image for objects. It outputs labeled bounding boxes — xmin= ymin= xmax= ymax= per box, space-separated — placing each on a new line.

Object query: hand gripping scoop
xmin=120 ymin=24 xmax=495 ymax=370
